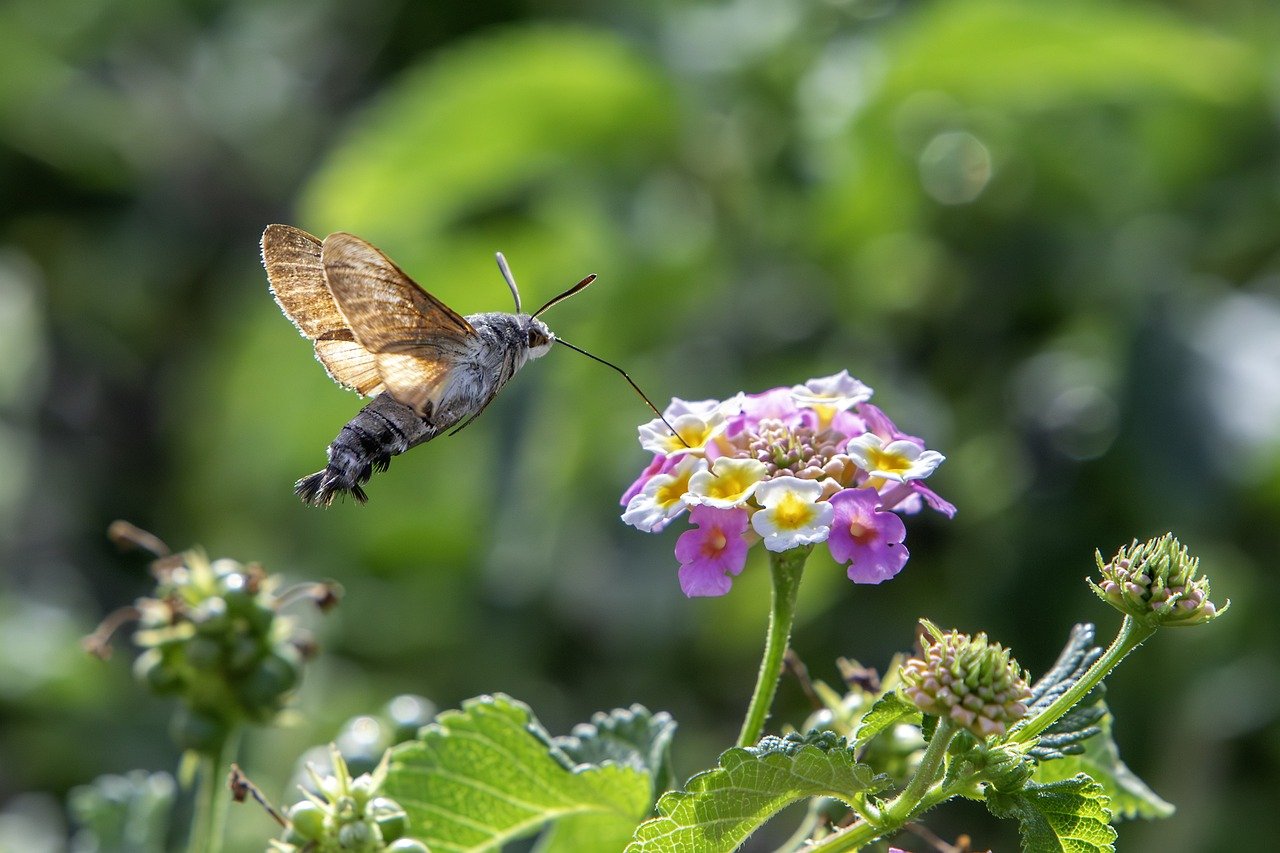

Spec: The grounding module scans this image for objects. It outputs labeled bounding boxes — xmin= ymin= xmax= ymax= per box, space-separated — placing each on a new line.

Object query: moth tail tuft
xmin=294 ymin=468 xmax=373 ymax=507
xmin=294 ymin=471 xmax=334 ymax=507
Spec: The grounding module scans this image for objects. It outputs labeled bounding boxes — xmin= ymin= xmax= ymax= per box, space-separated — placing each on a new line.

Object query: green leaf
xmin=852 ymin=691 xmax=920 ymax=751
xmin=626 ymin=732 xmax=887 ymax=853
xmin=1034 ymin=711 xmax=1173 ymax=822
xmin=986 ymin=775 xmax=1117 ymax=853
xmin=554 ymin=704 xmax=678 ymax=796
xmin=385 ymin=694 xmax=653 ymax=853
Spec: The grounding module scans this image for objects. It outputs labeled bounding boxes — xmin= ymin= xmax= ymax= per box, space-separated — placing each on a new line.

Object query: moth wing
xmin=261 ymin=224 xmax=386 ymax=396
xmin=320 ymin=232 xmax=477 ymax=416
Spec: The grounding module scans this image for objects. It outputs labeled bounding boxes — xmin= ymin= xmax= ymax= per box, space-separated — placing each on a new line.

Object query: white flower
xmin=846 ymin=434 xmax=945 ymax=483
xmin=638 ymin=398 xmax=729 ymax=456
xmin=685 ymin=458 xmax=769 ymax=509
xmin=791 ymin=370 xmax=873 ymax=412
xmin=622 ymin=456 xmax=707 ymax=532
xmin=750 ymin=476 xmax=834 ymax=552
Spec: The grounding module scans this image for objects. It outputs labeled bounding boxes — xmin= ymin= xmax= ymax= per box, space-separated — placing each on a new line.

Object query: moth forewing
xmin=261 ymin=224 xmax=387 ymax=397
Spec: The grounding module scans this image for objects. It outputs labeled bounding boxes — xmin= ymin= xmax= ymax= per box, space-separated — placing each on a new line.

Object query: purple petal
xmin=679 ymin=562 xmax=734 ymax=597
xmin=912 ymin=482 xmax=956 ymax=518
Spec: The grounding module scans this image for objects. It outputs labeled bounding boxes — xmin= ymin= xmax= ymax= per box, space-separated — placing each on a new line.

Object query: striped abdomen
xmin=295 ymin=394 xmax=437 ymax=506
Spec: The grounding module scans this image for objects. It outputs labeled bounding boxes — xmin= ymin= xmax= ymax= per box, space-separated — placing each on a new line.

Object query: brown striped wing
xmin=261 ymin=224 xmax=386 ymax=397
xmin=320 ymin=231 xmax=478 ymax=417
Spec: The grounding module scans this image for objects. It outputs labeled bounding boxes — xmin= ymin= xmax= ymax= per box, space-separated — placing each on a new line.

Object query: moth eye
xmin=527 ymin=329 xmax=541 ymax=347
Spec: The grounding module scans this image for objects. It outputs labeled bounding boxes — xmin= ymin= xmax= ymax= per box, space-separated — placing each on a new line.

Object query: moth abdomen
xmin=295 ymin=394 xmax=437 ymax=507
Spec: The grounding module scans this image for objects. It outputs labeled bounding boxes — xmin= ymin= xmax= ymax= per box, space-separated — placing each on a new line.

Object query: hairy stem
xmin=737 ymin=546 xmax=810 ymax=748
xmin=881 ymin=717 xmax=959 ymax=824
xmin=806 ymin=721 xmax=965 ymax=853
xmin=1012 ymin=615 xmax=1156 ymax=744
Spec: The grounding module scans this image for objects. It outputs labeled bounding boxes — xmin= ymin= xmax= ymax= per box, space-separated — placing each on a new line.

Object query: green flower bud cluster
xmin=272 ymin=747 xmax=425 ymax=853
xmin=130 ymin=549 xmax=312 ymax=752
xmin=1090 ymin=534 xmax=1226 ymax=627
xmin=899 ymin=621 xmax=1032 ymax=739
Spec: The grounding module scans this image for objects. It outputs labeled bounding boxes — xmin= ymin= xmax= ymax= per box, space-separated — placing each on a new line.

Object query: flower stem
xmin=737 ymin=546 xmax=810 ymax=748
xmin=187 ymin=727 xmax=241 ymax=853
xmin=881 ymin=717 xmax=958 ymax=824
xmin=1012 ymin=615 xmax=1156 ymax=744
xmin=803 ymin=719 xmax=963 ymax=853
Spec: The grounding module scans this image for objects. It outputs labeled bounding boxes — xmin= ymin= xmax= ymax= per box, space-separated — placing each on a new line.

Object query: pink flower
xmin=827 ymin=488 xmax=909 ymax=584
xmin=675 ymin=506 xmax=751 ymax=597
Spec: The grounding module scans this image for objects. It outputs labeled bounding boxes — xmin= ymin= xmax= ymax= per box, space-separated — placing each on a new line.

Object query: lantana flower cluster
xmin=621 ymin=371 xmax=954 ymax=597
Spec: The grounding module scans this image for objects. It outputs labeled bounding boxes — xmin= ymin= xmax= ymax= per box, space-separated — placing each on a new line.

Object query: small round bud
xmin=285 ymin=800 xmax=327 ymax=840
xmin=899 ymin=621 xmax=1032 ymax=740
xmin=1090 ymin=534 xmax=1227 ymax=627
xmin=386 ymin=839 xmax=429 ymax=852
xmin=237 ymin=651 xmax=300 ymax=716
xmin=369 ymin=797 xmax=408 ymax=841
xmin=338 ymin=819 xmax=374 ymax=847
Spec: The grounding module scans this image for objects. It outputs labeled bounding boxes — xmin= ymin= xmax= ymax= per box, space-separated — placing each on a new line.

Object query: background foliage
xmin=1 ymin=0 xmax=1277 ymax=850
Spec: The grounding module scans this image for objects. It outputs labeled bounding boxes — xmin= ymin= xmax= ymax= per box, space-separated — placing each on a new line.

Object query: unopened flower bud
xmin=273 ymin=747 xmax=411 ymax=852
xmin=899 ymin=621 xmax=1032 ymax=739
xmin=1090 ymin=534 xmax=1227 ymax=627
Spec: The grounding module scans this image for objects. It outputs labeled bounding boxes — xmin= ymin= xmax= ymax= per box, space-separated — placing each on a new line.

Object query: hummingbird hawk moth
xmin=261 ymin=224 xmax=674 ymax=506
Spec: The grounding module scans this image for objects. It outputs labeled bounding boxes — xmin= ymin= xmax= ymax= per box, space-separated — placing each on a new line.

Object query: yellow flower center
xmin=665 ymin=420 xmax=714 ymax=452
xmin=811 ymin=403 xmax=837 ymax=429
xmin=655 ymin=468 xmax=695 ymax=508
xmin=867 ymin=446 xmax=911 ymax=476
xmin=707 ymin=470 xmax=754 ymax=502
xmin=773 ymin=493 xmax=815 ymax=530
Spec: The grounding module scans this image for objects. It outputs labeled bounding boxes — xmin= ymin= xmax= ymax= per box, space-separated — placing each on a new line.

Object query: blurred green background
xmin=1 ymin=0 xmax=1277 ymax=850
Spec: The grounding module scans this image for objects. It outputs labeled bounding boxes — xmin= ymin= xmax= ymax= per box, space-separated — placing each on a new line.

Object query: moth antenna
xmin=495 ymin=252 xmax=521 ymax=313
xmin=533 ymin=274 xmax=597 ymax=319
xmin=555 ymin=338 xmax=689 ymax=447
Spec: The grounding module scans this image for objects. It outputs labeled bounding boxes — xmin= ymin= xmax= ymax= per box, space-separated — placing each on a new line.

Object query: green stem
xmin=1012 ymin=615 xmax=1156 ymax=744
xmin=736 ymin=546 xmax=810 ymax=748
xmin=805 ymin=721 xmax=966 ymax=853
xmin=880 ymin=717 xmax=958 ymax=825
xmin=806 ymin=778 xmax=962 ymax=853
xmin=187 ymin=727 xmax=241 ymax=853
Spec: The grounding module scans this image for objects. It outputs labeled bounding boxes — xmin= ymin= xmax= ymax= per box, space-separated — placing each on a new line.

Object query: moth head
xmin=523 ymin=316 xmax=555 ymax=359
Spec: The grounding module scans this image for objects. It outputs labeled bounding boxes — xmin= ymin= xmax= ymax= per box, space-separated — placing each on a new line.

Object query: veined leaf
xmin=554 ymin=704 xmax=678 ymax=797
xmin=626 ymin=732 xmax=887 ymax=853
xmin=385 ymin=694 xmax=653 ymax=853
xmin=852 ymin=691 xmax=920 ymax=752
xmin=986 ymin=774 xmax=1117 ymax=853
